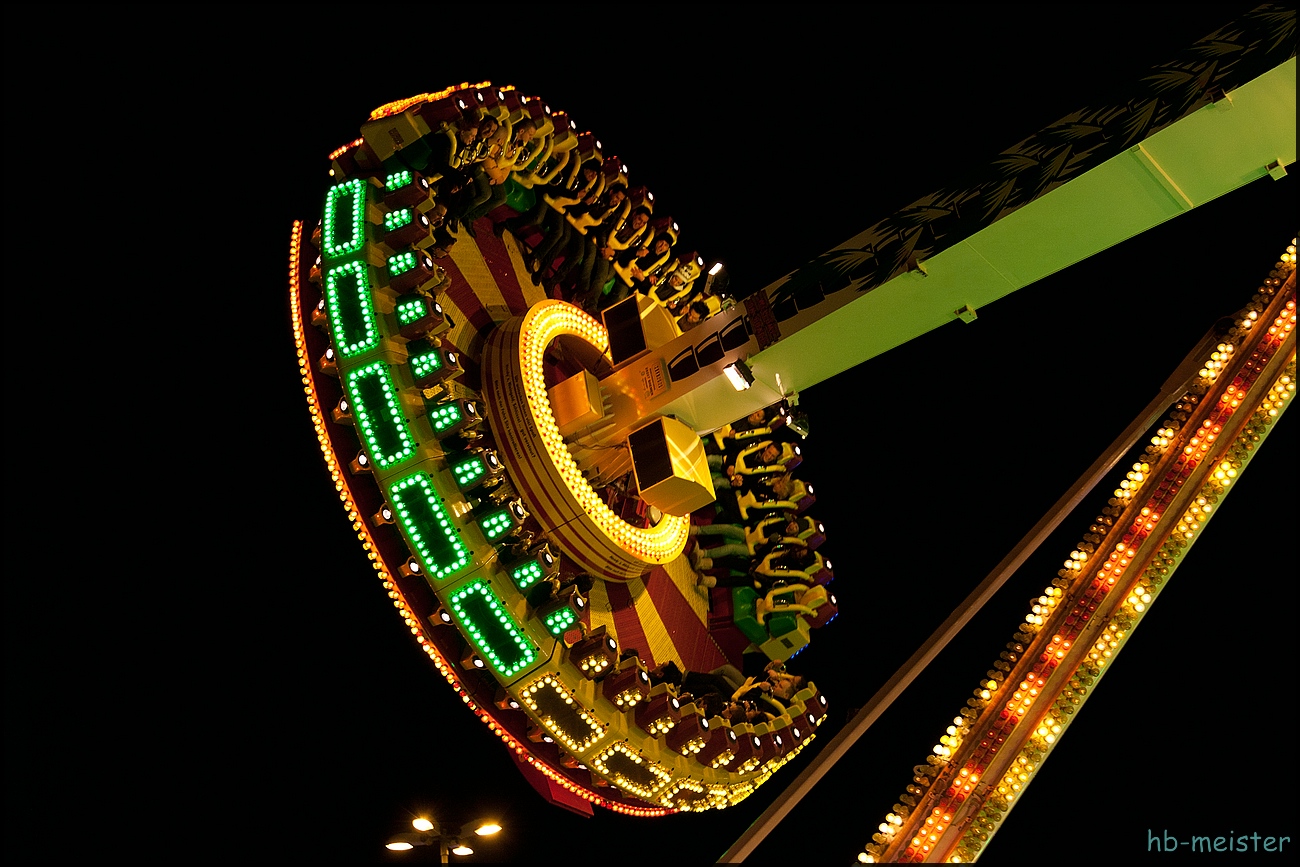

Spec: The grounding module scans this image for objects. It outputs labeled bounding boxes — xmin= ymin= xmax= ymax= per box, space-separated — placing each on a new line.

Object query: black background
xmin=5 ymin=5 xmax=1295 ymax=864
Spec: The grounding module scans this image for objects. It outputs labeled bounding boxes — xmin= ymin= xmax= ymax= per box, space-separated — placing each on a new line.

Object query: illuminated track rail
xmin=860 ymin=242 xmax=1296 ymax=862
xmin=289 ymin=82 xmax=830 ymax=814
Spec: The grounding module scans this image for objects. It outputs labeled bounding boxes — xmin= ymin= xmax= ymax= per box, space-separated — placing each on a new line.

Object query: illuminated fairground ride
xmin=290 ymin=89 xmax=832 ymax=817
xmin=287 ymin=6 xmax=1294 ymax=836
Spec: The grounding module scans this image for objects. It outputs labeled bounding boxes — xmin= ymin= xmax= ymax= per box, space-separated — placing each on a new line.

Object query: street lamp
xmin=385 ymin=816 xmax=502 ymax=862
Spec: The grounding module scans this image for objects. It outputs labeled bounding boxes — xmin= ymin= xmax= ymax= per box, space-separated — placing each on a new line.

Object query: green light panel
xmin=479 ymin=508 xmax=515 ymax=541
xmin=388 ymin=251 xmax=417 ymax=276
xmin=408 ymin=345 xmax=444 ymax=380
xmin=325 ymin=261 xmax=380 ymax=358
xmin=322 ymin=179 xmax=366 ymax=261
xmin=385 ymin=170 xmax=413 ymax=189
xmin=384 ymin=209 xmax=413 ymax=231
xmin=450 ymin=454 xmax=485 ymax=488
xmin=511 ymin=561 xmax=545 ymax=591
xmin=429 ymin=403 xmax=463 ymax=432
xmin=396 ymin=297 xmax=427 ymax=325
xmin=450 ymin=579 xmax=537 ymax=678
xmin=543 ymin=606 xmax=578 ymax=637
xmin=388 ymin=472 xmax=471 ymax=581
xmin=346 ymin=362 xmax=416 ymax=469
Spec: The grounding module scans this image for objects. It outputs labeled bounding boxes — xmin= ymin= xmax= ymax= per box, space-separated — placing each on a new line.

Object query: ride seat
xmin=601 ymin=154 xmax=627 ymax=187
xmin=468 ymin=85 xmax=508 ymax=124
xmin=758 ymin=615 xmax=811 ymax=662
xmin=413 ymin=96 xmax=465 ymax=128
xmin=497 ymin=86 xmax=525 ymax=125
xmin=627 ymin=185 xmax=654 ymax=212
xmin=573 ymin=130 xmax=601 ymax=165
xmin=523 ymin=97 xmax=555 ymax=137
xmin=730 ymin=587 xmax=769 ymax=646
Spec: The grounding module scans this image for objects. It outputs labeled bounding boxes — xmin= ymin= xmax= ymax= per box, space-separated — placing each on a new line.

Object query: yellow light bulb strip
xmin=515 ymin=301 xmax=688 ymax=560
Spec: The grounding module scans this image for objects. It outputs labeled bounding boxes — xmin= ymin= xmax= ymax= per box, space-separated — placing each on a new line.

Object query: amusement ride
xmin=287 ymin=6 xmax=1295 ymax=861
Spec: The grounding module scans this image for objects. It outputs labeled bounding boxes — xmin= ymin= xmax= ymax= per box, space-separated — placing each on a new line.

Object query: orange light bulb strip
xmin=872 ymin=242 xmax=1295 ymax=864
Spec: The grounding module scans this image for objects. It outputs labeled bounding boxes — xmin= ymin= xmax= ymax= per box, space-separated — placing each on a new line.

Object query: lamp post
xmin=385 ymin=816 xmax=501 ymax=862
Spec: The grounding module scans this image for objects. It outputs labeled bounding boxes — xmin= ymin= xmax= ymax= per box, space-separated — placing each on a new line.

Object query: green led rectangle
xmin=430 ymin=403 xmax=463 ymax=432
xmin=479 ymin=508 xmax=515 ymax=541
xmin=385 ymin=170 xmax=413 ymax=189
xmin=450 ymin=454 xmax=485 ymax=488
xmin=511 ymin=561 xmax=544 ymax=591
xmin=450 ymin=579 xmax=537 ymax=678
xmin=346 ymin=362 xmax=416 ymax=469
xmin=409 ymin=345 xmax=444 ymax=380
xmin=322 ymin=179 xmax=367 ymax=261
xmin=388 ymin=251 xmax=417 ymax=276
xmin=325 ymin=261 xmax=380 ymax=358
xmin=384 ymin=208 xmax=413 ymax=231
xmin=543 ymin=606 xmax=577 ymax=637
xmin=396 ymin=297 xmax=427 ymax=325
xmin=388 ymin=472 xmax=471 ymax=581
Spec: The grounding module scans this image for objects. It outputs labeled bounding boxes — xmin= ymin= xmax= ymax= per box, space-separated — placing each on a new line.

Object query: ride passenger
xmin=461 ymin=118 xmax=539 ymax=230
xmin=544 ymin=182 xmax=628 ymax=295
xmin=675 ymin=299 xmax=711 ymax=333
xmin=580 ymin=205 xmax=655 ymax=311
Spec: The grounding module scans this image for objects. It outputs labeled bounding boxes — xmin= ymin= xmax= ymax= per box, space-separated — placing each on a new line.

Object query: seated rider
xmin=675 ymin=299 xmax=710 ymax=333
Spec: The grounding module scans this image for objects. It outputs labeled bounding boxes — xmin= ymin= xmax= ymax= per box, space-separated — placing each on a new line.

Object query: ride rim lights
xmin=346 ymin=362 xmax=416 ymax=469
xmin=388 ymin=473 xmax=471 ymax=581
xmin=449 ymin=579 xmax=537 ymax=678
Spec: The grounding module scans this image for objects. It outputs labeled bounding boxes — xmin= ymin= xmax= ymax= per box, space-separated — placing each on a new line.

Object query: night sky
xmin=6 ymin=5 xmax=1294 ymax=865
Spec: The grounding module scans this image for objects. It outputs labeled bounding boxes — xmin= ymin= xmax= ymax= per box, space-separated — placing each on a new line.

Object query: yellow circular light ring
xmin=516 ymin=301 xmax=687 ymax=562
